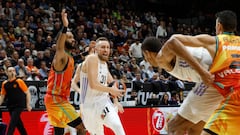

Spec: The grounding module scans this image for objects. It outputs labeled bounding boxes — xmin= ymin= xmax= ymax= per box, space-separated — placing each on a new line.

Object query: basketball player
xmin=79 ymin=37 xmax=125 ymax=135
xmin=145 ymin=10 xmax=239 ymax=135
xmin=70 ymin=39 xmax=125 ymax=135
xmin=142 ymin=36 xmax=223 ymax=134
xmin=66 ymin=41 xmax=96 ymax=135
xmin=44 ymin=9 xmax=85 ymax=135
xmin=71 ymin=40 xmax=96 ymax=93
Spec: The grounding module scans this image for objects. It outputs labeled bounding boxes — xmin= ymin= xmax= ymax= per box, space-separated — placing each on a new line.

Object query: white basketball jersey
xmin=80 ymin=60 xmax=109 ymax=105
xmin=168 ymin=47 xmax=212 ymax=82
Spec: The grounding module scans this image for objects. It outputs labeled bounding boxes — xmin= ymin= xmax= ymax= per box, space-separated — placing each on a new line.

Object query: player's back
xmin=211 ymin=34 xmax=240 ymax=96
xmin=168 ymin=46 xmax=212 ymax=82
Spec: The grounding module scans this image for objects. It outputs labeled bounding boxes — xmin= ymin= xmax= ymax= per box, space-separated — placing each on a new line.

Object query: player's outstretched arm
xmin=53 ymin=9 xmax=69 ymax=71
xmin=56 ymin=9 xmax=68 ymax=53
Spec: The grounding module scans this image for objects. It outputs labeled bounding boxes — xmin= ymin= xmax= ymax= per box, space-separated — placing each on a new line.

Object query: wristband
xmin=62 ymin=27 xmax=68 ymax=33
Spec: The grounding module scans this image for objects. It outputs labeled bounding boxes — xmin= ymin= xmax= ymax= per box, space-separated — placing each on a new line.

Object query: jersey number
xmin=100 ymin=75 xmax=107 ymax=84
xmin=230 ymin=54 xmax=240 ymax=69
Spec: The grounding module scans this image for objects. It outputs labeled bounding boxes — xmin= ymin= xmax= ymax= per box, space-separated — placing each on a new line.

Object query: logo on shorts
xmin=193 ymin=82 xmax=208 ymax=96
xmin=152 ymin=110 xmax=165 ymax=132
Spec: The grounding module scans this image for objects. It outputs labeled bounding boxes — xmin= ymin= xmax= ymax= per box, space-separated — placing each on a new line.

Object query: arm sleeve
xmin=16 ymin=79 xmax=28 ymax=92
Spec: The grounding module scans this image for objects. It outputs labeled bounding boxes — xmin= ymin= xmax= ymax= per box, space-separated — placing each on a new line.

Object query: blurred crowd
xmin=0 ymin=0 xmax=218 ymax=106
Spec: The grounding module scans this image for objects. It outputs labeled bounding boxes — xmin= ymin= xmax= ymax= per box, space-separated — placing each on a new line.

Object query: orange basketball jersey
xmin=210 ymin=33 xmax=240 ymax=97
xmin=46 ymin=55 xmax=74 ymax=99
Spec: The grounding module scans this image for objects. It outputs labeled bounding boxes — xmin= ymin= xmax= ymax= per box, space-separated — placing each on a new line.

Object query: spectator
xmin=170 ymin=92 xmax=182 ymax=105
xmin=39 ymin=61 xmax=49 ymax=80
xmin=2 ymin=59 xmax=12 ymax=72
xmin=12 ymin=35 xmax=24 ymax=53
xmin=14 ymin=58 xmax=28 ymax=80
xmin=7 ymin=26 xmax=16 ymax=42
xmin=5 ymin=41 xmax=15 ymax=55
xmin=14 ymin=20 xmax=24 ymax=37
xmin=120 ymin=74 xmax=131 ymax=83
xmin=45 ymin=35 xmax=54 ymax=49
xmin=132 ymin=72 xmax=144 ymax=88
xmin=0 ymin=32 xmax=8 ymax=48
xmin=122 ymin=39 xmax=131 ymax=52
xmin=111 ymin=63 xmax=123 ymax=79
xmin=156 ymin=20 xmax=167 ymax=38
xmin=128 ymin=57 xmax=140 ymax=73
xmin=146 ymin=65 xmax=155 ymax=79
xmin=128 ymin=39 xmax=143 ymax=65
xmin=119 ymin=50 xmax=130 ymax=63
xmin=160 ymin=93 xmax=170 ymax=106
xmin=122 ymin=63 xmax=134 ymax=80
xmin=82 ymin=32 xmax=90 ymax=45
xmin=20 ymin=49 xmax=31 ymax=65
xmin=139 ymin=58 xmax=151 ymax=71
xmin=0 ymin=50 xmax=8 ymax=62
xmin=33 ymin=51 xmax=44 ymax=69
xmin=25 ymin=57 xmax=40 ymax=81
xmin=43 ymin=49 xmax=52 ymax=68
xmin=35 ymin=35 xmax=47 ymax=51
xmin=0 ymin=66 xmax=7 ymax=80
xmin=139 ymin=65 xmax=149 ymax=82
xmin=148 ymin=72 xmax=159 ymax=82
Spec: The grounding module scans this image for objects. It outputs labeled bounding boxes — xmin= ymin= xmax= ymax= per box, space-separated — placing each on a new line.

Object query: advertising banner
xmin=2 ymin=107 xmax=178 ymax=135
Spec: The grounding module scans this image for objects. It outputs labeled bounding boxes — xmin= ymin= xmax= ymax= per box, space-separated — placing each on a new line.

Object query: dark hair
xmin=142 ymin=37 xmax=166 ymax=53
xmin=216 ymin=10 xmax=237 ymax=32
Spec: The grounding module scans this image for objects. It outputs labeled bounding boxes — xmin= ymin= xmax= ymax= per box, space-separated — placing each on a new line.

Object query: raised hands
xmin=61 ymin=9 xmax=69 ymax=27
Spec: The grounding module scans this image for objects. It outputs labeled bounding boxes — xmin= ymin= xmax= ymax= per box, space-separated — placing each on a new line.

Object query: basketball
xmin=108 ymin=80 xmax=127 ymax=96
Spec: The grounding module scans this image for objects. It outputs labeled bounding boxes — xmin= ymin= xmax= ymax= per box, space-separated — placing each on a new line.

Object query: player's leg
xmin=188 ymin=121 xmax=205 ymax=135
xmin=64 ymin=126 xmax=77 ymax=135
xmin=103 ymin=103 xmax=125 ymax=135
xmin=168 ymin=111 xmax=206 ymax=135
xmin=68 ymin=117 xmax=86 ymax=135
xmin=168 ymin=89 xmax=201 ymax=135
xmin=80 ymin=105 xmax=104 ymax=135
xmin=89 ymin=124 xmax=104 ymax=135
xmin=201 ymin=130 xmax=215 ymax=135
xmin=167 ymin=114 xmax=193 ymax=135
xmin=54 ymin=127 xmax=64 ymax=135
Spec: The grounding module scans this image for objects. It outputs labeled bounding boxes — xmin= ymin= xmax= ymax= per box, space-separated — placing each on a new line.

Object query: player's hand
xmin=74 ymin=88 xmax=81 ymax=93
xmin=110 ymin=87 xmax=125 ymax=98
xmin=114 ymin=102 xmax=124 ymax=113
xmin=61 ymin=9 xmax=69 ymax=27
xmin=201 ymin=70 xmax=214 ymax=86
xmin=27 ymin=104 xmax=32 ymax=111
